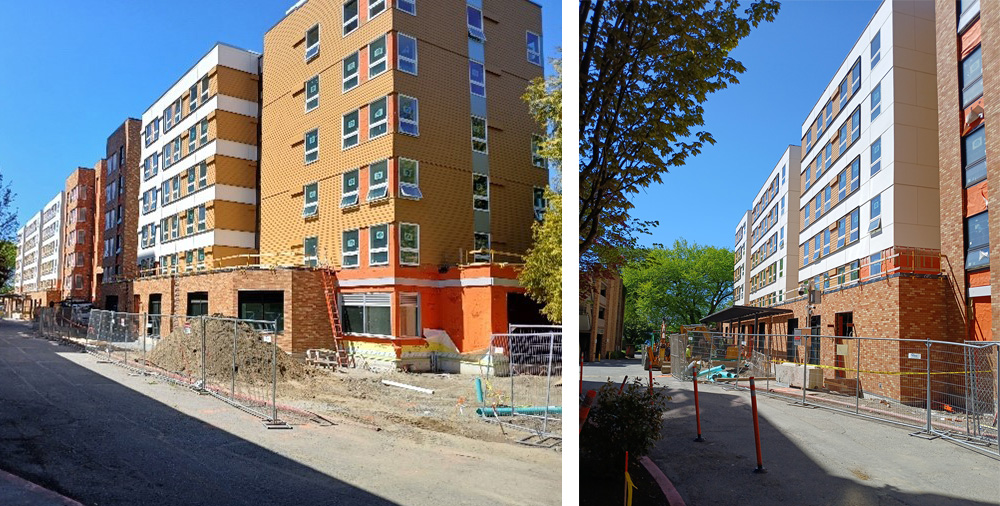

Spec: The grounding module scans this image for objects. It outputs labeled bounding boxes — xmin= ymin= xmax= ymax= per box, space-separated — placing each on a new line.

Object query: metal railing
xmin=479 ymin=331 xmax=561 ymax=445
xmin=40 ymin=307 xmax=287 ymax=427
xmin=671 ymin=331 xmax=1000 ymax=457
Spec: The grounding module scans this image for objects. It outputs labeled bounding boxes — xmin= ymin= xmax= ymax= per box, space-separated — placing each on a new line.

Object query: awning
xmin=700 ymin=305 xmax=792 ymax=324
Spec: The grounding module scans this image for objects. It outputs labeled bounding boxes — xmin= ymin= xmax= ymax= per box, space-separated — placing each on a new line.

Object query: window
xmin=171 ymin=216 xmax=179 ymax=239
xmin=161 ymin=219 xmax=168 ymax=242
xmin=823 ymin=229 xmax=830 ymax=256
xmin=804 ymin=167 xmax=811 ymax=191
xmin=303 ymin=182 xmax=319 ymax=217
xmin=816 ymin=109 xmax=824 ymax=137
xmin=850 ymin=208 xmax=860 ymax=242
xmin=397 ymin=0 xmax=415 ymax=15
xmin=870 ymin=252 xmax=882 ymax=276
xmin=966 ymin=212 xmax=990 ymax=270
xmin=341 ymin=293 xmax=391 ymax=336
xmin=850 ymin=157 xmax=860 ymax=192
xmin=305 ymin=75 xmax=320 ymax=112
xmin=851 ymin=108 xmax=861 ymax=142
xmin=369 ymin=224 xmax=389 ymax=265
xmin=368 ymin=35 xmax=387 ymax=78
xmin=473 ymin=174 xmax=489 ymax=211
xmin=197 ymin=205 xmax=206 ymax=231
xmin=806 ymin=130 xmax=812 ymax=152
xmin=781 ymin=165 xmax=786 ymax=185
xmin=474 ymin=233 xmax=491 ymax=262
xmin=962 ymin=47 xmax=983 ymax=107
xmin=304 ymin=128 xmax=319 ymax=164
xmin=200 ymin=77 xmax=210 ymax=103
xmin=398 ymin=95 xmax=419 ymax=136
xmin=870 ymin=31 xmax=881 ymax=69
xmin=306 ymin=24 xmax=320 ymax=61
xmin=369 ymin=97 xmax=388 ymax=138
xmin=813 ymin=236 xmax=820 ymax=261
xmin=188 ymin=126 xmax=197 ymax=153
xmin=467 ymin=5 xmax=485 ymax=40
xmin=851 ymin=62 xmax=861 ymax=94
xmin=163 ymin=142 xmax=173 ymax=167
xmin=342 ymin=52 xmax=359 ymax=92
xmin=369 ymin=0 xmax=385 ymax=18
xmin=342 ymin=229 xmax=359 ymax=267
xmin=530 ymin=134 xmax=547 ymax=168
xmin=189 ymin=84 xmax=198 ymax=113
xmin=804 ymin=201 xmax=811 ymax=227
xmin=198 ymin=162 xmax=208 ymax=188
xmin=174 ymin=101 xmax=181 ymax=124
xmin=161 ymin=182 xmax=169 ymax=205
xmin=869 ymin=194 xmax=882 ymax=233
xmin=839 ymin=123 xmax=848 ymax=153
xmin=803 ymin=242 xmax=810 ymax=266
xmin=871 ymin=82 xmax=881 ymax=120
xmin=199 ymin=118 xmax=208 ymax=145
xmin=839 ymin=78 xmax=850 ymax=110
xmin=186 ymin=209 xmax=195 ymax=235
xmin=779 ymin=226 xmax=785 ymax=248
xmin=304 ymin=236 xmax=318 ymax=267
xmin=197 ymin=248 xmax=205 ymax=269
xmin=186 ymin=251 xmax=194 ymax=271
xmin=780 ymin=196 xmax=785 ymax=215
xmin=963 ymin=126 xmax=987 ymax=187
xmin=471 ymin=116 xmax=488 ymax=153
xmin=343 ymin=0 xmax=358 ymax=35
xmin=343 ymin=110 xmax=359 ymax=148
xmin=824 ymin=144 xmax=832 ymax=171
xmin=814 ymin=195 xmax=820 ymax=220
xmin=399 ymin=158 xmax=422 ymax=199
xmin=527 ymin=31 xmax=542 ymax=66
xmin=533 ymin=188 xmax=546 ymax=221
xmin=824 ymin=186 xmax=831 ymax=213
xmin=870 ymin=137 xmax=881 ymax=176
xmin=172 ymin=137 xmax=181 ymax=163
xmin=368 ymin=160 xmax=388 ymax=201
xmin=163 ymin=104 xmax=173 ymax=131
xmin=188 ymin=293 xmax=209 ymax=317
xmin=399 ymin=223 xmax=419 ymax=266
xmin=839 ymin=172 xmax=847 ymax=200
xmin=341 ymin=169 xmax=359 ymax=207
xmin=825 ymin=102 xmax=833 ymax=129
xmin=838 ymin=218 xmax=846 ymax=248
xmin=469 ymin=60 xmax=486 ymax=97
xmin=398 ymin=34 xmax=417 ymax=75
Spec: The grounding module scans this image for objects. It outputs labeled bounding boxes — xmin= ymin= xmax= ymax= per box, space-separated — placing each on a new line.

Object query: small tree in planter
xmin=581 ymin=378 xmax=668 ymax=472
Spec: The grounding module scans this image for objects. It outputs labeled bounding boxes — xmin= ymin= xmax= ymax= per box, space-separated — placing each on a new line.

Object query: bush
xmin=581 ymin=378 xmax=668 ymax=471
xmin=609 ymin=350 xmax=627 ymax=360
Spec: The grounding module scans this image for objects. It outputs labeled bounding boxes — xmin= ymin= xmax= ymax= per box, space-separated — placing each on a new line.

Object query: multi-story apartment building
xmin=936 ymin=0 xmax=998 ymax=341
xmin=747 ymin=146 xmax=801 ymax=308
xmin=14 ymin=214 xmax=40 ymax=294
xmin=37 ymin=193 xmax=65 ymax=294
xmin=135 ymin=44 xmax=261 ymax=280
xmin=12 ymin=194 xmax=65 ymax=311
xmin=92 ymin=158 xmax=106 ymax=301
xmin=253 ymin=0 xmax=548 ymax=359
xmin=62 ymin=168 xmax=96 ymax=302
xmin=734 ymin=211 xmax=750 ymax=306
xmin=97 ymin=119 xmax=141 ymax=311
xmin=580 ymin=273 xmax=625 ymax=361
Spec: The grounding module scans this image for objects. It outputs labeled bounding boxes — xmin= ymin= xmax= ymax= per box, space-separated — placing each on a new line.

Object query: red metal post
xmin=579 ymin=390 xmax=597 ymax=433
xmin=648 ymin=366 xmax=653 ymax=395
xmin=580 ymin=352 xmax=584 ymax=394
xmin=750 ymin=377 xmax=766 ymax=473
xmin=619 ymin=376 xmax=628 ymax=393
xmin=693 ymin=376 xmax=704 ymax=442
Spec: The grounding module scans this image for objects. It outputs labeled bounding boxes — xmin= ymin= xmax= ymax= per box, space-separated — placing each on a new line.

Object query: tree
xmin=0 ymin=241 xmax=15 ymax=294
xmin=579 ymin=0 xmax=779 ymax=269
xmin=622 ymin=239 xmax=734 ymax=335
xmin=0 ymin=173 xmax=17 ymax=292
xmin=519 ymin=56 xmax=562 ymax=322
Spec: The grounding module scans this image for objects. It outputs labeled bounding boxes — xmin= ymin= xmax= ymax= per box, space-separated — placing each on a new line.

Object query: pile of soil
xmin=147 ymin=315 xmax=310 ymax=384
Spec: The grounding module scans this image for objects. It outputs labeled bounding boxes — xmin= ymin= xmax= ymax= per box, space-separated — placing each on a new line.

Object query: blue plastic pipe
xmin=476 ymin=406 xmax=562 ymax=417
xmin=474 ymin=378 xmax=485 ymax=404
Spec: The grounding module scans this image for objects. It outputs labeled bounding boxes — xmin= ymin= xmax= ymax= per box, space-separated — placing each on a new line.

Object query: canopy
xmin=700 ymin=305 xmax=792 ymax=324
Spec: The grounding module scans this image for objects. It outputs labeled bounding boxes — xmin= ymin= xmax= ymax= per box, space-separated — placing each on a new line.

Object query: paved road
xmin=583 ymin=359 xmax=1000 ymax=506
xmin=0 ymin=320 xmax=559 ymax=505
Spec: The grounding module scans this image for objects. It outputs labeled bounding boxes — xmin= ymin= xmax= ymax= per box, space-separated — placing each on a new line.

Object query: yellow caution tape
xmin=766 ymin=358 xmax=992 ymax=376
xmin=624 ymin=470 xmax=636 ymax=506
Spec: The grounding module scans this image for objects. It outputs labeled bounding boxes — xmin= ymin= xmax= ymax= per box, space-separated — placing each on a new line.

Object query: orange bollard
xmin=693 ymin=375 xmax=704 ymax=442
xmin=648 ymin=366 xmax=653 ymax=395
xmin=579 ymin=390 xmax=597 ymax=433
xmin=619 ymin=376 xmax=628 ymax=393
xmin=750 ymin=377 xmax=766 ymax=473
xmin=580 ymin=352 xmax=584 ymax=394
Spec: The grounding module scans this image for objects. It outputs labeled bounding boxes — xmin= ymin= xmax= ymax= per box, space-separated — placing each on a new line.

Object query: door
xmin=834 ymin=312 xmax=853 ymax=378
xmin=148 ymin=294 xmax=162 ymax=337
xmin=786 ymin=318 xmax=798 ymax=362
xmin=809 ymin=315 xmax=821 ymax=365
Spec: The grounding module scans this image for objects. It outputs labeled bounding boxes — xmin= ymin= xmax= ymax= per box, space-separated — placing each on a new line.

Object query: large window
xmin=368 ymin=160 xmax=388 ymax=201
xmin=305 ymin=24 xmax=320 ymax=61
xmin=471 ymin=116 xmax=488 ymax=153
xmin=869 ymin=194 xmax=881 ymax=233
xmin=467 ymin=5 xmax=485 ymax=40
xmin=532 ymin=135 xmax=545 ymax=167
xmin=343 ymin=229 xmax=359 ymax=267
xmin=341 ymin=293 xmax=391 ymax=336
xmin=474 ymin=233 xmax=491 ymax=262
xmin=399 ymin=223 xmax=419 ymax=265
xmin=397 ymin=0 xmax=415 ymax=15
xmin=369 ymin=224 xmax=389 ymax=266
xmin=851 ymin=62 xmax=861 ymax=94
xmin=343 ymin=110 xmax=359 ymax=148
xmin=850 ymin=208 xmax=860 ymax=242
xmin=199 ymin=119 xmax=208 ymax=145
xmin=369 ymin=97 xmax=388 ymax=138
xmin=198 ymin=162 xmax=208 ymax=188
xmin=304 ymin=236 xmax=318 ymax=267
xmin=368 ymin=0 xmax=385 ymax=18
xmin=469 ymin=60 xmax=486 ymax=97
xmin=527 ymin=32 xmax=542 ymax=66
xmin=343 ymin=1 xmax=358 ymax=35
xmin=341 ymin=169 xmax=359 ymax=207
xmin=187 ymin=167 xmax=196 ymax=193
xmin=966 ymin=211 xmax=990 ymax=270
xmin=187 ymin=292 xmax=208 ymax=317
xmin=343 ymin=52 xmax=359 ymax=92
xmin=533 ymin=188 xmax=546 ymax=221
xmin=870 ymin=137 xmax=882 ymax=176
xmin=303 ymin=182 xmax=318 ymax=217
xmin=962 ymin=46 xmax=983 ymax=108
xmin=473 ymin=174 xmax=489 ymax=210
xmin=188 ymin=126 xmax=197 ymax=153
xmin=368 ymin=35 xmax=387 ymax=78
xmin=399 ymin=158 xmax=422 ymax=199
xmin=870 ymin=30 xmax=881 ymax=68
xmin=851 ymin=108 xmax=861 ymax=142
xmin=871 ymin=82 xmax=881 ymax=120
xmin=398 ymin=95 xmax=419 ymax=136
xmin=850 ymin=157 xmax=860 ymax=192
xmin=963 ymin=126 xmax=987 ymax=187
xmin=398 ymin=34 xmax=417 ymax=75
xmin=189 ymin=83 xmax=198 ymax=113
xmin=305 ymin=75 xmax=320 ymax=112
xmin=304 ymin=128 xmax=319 ymax=164
xmin=238 ymin=291 xmax=284 ymax=333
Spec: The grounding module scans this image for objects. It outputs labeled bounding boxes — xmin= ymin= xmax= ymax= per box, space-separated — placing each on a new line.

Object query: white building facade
xmin=37 ymin=193 xmax=65 ymax=291
xmin=734 ymin=210 xmax=750 ymax=305
xmin=14 ymin=213 xmax=41 ymax=293
xmin=747 ymin=146 xmax=801 ymax=307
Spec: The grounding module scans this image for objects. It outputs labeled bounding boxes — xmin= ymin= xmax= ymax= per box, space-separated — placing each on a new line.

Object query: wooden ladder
xmin=320 ymin=269 xmax=352 ymax=368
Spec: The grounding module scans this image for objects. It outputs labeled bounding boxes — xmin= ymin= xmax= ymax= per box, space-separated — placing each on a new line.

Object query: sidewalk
xmin=0 ymin=468 xmax=82 ymax=506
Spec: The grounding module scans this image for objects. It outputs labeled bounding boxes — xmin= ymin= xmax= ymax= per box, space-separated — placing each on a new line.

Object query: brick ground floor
xmin=118 ymin=264 xmax=547 ymax=371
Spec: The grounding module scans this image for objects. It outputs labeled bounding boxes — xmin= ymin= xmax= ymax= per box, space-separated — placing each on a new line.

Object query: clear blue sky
xmin=630 ymin=0 xmax=880 ymax=251
xmin=0 ymin=0 xmax=562 ymax=227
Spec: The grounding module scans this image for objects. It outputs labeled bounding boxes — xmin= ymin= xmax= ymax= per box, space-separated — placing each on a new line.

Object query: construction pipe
xmin=696 ymin=365 xmax=725 ymax=378
xmin=477 ymin=406 xmax=563 ymax=417
xmin=474 ymin=378 xmax=485 ymax=404
xmin=382 ymin=379 xmax=433 ymax=395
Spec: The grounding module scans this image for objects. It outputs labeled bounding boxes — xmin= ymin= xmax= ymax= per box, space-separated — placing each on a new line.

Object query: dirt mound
xmin=147 ymin=315 xmax=309 ymax=384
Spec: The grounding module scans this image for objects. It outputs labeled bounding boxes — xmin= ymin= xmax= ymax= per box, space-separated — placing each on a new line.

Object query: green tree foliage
xmin=518 ymin=56 xmax=562 ymax=322
xmin=579 ymin=0 xmax=779 ymax=270
xmin=622 ymin=240 xmax=734 ymax=337
xmin=0 ymin=173 xmax=17 ymax=292
xmin=0 ymin=241 xmax=15 ymax=294
xmin=581 ymin=378 xmax=669 ymax=472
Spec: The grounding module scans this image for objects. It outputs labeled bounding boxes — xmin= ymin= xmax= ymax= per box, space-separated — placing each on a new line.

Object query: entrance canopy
xmin=700 ymin=305 xmax=792 ymax=325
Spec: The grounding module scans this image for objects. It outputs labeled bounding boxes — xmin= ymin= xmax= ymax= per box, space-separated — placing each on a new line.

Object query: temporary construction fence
xmin=671 ymin=331 xmax=1000 ymax=457
xmin=478 ymin=330 xmax=562 ymax=446
xmin=39 ymin=307 xmax=289 ymax=428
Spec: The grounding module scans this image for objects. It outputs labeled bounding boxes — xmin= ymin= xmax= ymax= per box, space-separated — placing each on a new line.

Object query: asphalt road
xmin=583 ymin=358 xmax=1000 ymax=506
xmin=0 ymin=319 xmax=559 ymax=506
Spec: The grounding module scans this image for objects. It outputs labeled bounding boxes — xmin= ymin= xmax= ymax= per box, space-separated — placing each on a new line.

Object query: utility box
xmin=775 ymin=362 xmax=823 ymax=389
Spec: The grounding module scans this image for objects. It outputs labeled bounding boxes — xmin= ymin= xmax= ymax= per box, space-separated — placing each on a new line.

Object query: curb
xmin=640 ymin=456 xmax=686 ymax=506
xmin=0 ymin=468 xmax=83 ymax=505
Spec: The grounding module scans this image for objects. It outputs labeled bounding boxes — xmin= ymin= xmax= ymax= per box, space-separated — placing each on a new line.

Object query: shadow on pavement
xmin=0 ymin=320 xmax=397 ymax=506
xmin=581 ymin=375 xmax=998 ymax=506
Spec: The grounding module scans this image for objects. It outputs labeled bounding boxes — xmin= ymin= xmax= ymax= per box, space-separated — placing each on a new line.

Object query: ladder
xmin=320 ymin=269 xmax=352 ymax=368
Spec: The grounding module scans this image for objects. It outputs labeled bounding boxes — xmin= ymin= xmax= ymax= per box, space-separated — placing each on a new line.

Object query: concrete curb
xmin=0 ymin=468 xmax=83 ymax=505
xmin=640 ymin=456 xmax=686 ymax=506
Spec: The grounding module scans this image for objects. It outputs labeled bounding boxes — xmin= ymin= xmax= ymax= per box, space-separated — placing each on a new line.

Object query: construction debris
xmin=382 ymin=379 xmax=434 ymax=395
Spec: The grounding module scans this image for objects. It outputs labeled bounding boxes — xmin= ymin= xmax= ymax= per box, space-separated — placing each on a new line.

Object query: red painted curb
xmin=0 ymin=468 xmax=83 ymax=505
xmin=640 ymin=456 xmax=687 ymax=506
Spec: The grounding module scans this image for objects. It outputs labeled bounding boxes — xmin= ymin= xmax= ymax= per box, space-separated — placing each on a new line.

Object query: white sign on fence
xmin=908 ymin=353 xmax=921 ymax=360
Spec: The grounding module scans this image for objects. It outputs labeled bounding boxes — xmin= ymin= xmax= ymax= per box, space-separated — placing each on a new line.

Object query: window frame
xmin=369 ymin=224 xmax=389 ymax=266
xmin=398 ymin=158 xmax=422 ymax=199
xmin=304 ymin=128 xmax=319 ymax=164
xmin=526 ymin=31 xmax=542 ymax=66
xmin=368 ymin=0 xmax=385 ymax=18
xmin=963 ymin=125 xmax=987 ymax=187
xmin=198 ymin=162 xmax=208 ymax=188
xmin=469 ymin=60 xmax=486 ymax=97
xmin=305 ymin=24 xmax=321 ymax=61
xmin=343 ymin=52 xmax=359 ymax=92
xmin=871 ymin=82 xmax=881 ymax=120
xmin=399 ymin=223 xmax=419 ymax=266
xmin=342 ymin=229 xmax=360 ymax=268
xmin=343 ymin=0 xmax=358 ymax=35
xmin=467 ymin=5 xmax=485 ymax=40
xmin=189 ymin=84 xmax=198 ymax=113
xmin=869 ymin=194 xmax=882 ymax=233
xmin=343 ymin=110 xmax=359 ymax=149
xmin=398 ymin=95 xmax=419 ymax=136
xmin=965 ymin=211 xmax=990 ymax=270
xmin=368 ymin=35 xmax=388 ymax=78
xmin=471 ymin=115 xmax=488 ymax=153
xmin=304 ymin=236 xmax=319 ymax=267
xmin=870 ymin=137 xmax=882 ymax=176
xmin=397 ymin=33 xmax=418 ymax=75
xmin=473 ymin=174 xmax=489 ymax=211
xmin=197 ymin=205 xmax=206 ymax=232
xmin=870 ymin=30 xmax=881 ymax=69
xmin=305 ymin=74 xmax=320 ymax=112
xmin=369 ymin=97 xmax=388 ymax=139
xmin=397 ymin=0 xmax=416 ymax=15
xmin=341 ymin=169 xmax=360 ymax=208
xmin=367 ymin=160 xmax=389 ymax=201
xmin=200 ymin=76 xmax=210 ymax=103
xmin=962 ymin=46 xmax=984 ymax=108
xmin=303 ymin=182 xmax=319 ymax=218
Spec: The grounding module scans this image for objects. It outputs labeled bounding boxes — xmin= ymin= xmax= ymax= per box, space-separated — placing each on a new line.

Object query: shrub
xmin=581 ymin=378 xmax=668 ymax=471
xmin=609 ymin=350 xmax=627 ymax=360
